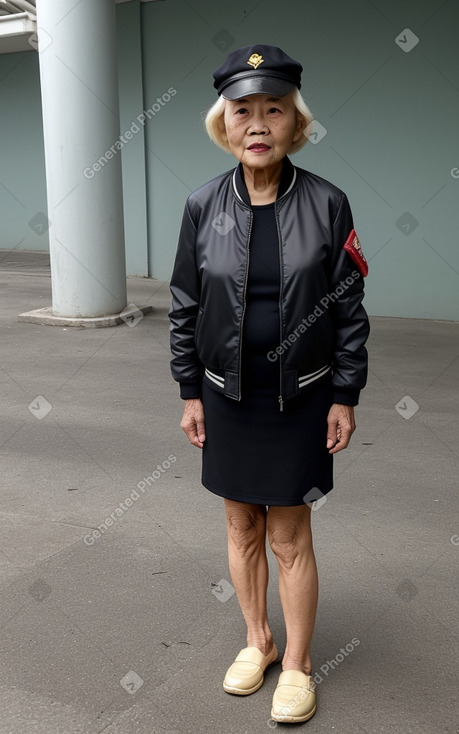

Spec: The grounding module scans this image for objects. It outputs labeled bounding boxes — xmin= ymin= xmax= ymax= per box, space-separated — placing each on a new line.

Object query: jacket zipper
xmin=275 ymin=203 xmax=284 ymax=412
xmin=238 ymin=210 xmax=253 ymax=401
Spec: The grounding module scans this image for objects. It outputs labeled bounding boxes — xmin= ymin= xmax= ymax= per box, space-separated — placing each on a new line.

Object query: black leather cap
xmin=213 ymin=44 xmax=302 ymax=100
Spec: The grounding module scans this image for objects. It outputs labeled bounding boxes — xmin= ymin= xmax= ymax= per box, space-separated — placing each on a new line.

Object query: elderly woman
xmin=169 ymin=44 xmax=369 ymax=723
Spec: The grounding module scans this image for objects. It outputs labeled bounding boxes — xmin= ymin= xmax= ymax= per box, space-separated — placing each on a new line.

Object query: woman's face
xmin=222 ymin=92 xmax=304 ymax=168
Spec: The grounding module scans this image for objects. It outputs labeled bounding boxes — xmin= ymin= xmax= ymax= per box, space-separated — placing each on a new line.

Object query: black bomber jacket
xmin=169 ymin=156 xmax=370 ymax=408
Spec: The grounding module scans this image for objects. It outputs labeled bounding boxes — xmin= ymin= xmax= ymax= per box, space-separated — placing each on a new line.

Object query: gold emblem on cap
xmin=247 ymin=53 xmax=264 ymax=69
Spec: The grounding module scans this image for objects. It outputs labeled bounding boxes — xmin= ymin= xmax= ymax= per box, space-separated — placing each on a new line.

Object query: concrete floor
xmin=0 ymin=252 xmax=458 ymax=734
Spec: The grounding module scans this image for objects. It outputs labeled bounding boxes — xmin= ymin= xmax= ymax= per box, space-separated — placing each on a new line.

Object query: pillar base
xmin=18 ymin=305 xmax=153 ymax=328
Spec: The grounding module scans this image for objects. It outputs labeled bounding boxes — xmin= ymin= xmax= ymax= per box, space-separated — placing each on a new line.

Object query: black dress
xmin=201 ymin=170 xmax=333 ymax=507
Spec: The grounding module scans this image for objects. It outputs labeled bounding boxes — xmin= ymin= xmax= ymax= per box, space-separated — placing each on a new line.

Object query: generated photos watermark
xmin=28 ymin=395 xmax=52 ymax=420
xmin=304 ymin=119 xmax=327 ymax=144
xmin=84 ymin=455 xmax=177 ymax=546
xmin=303 ymin=487 xmax=328 ymax=512
xmin=395 ymin=395 xmax=419 ymax=419
xmin=120 ymin=303 xmax=144 ymax=327
xmin=267 ymin=637 xmax=360 ymax=727
xmin=395 ymin=28 xmax=419 ymax=53
xmin=84 ymin=87 xmax=177 ymax=180
xmin=267 ymin=269 xmax=361 ymax=362
xmin=211 ymin=211 xmax=236 ymax=236
xmin=211 ymin=578 xmax=235 ymax=602
xmin=28 ymin=27 xmax=53 ymax=53
xmin=120 ymin=670 xmax=144 ymax=695
xmin=28 ymin=211 xmax=51 ymax=236
xmin=395 ymin=212 xmax=419 ymax=235
xmin=395 ymin=579 xmax=418 ymax=602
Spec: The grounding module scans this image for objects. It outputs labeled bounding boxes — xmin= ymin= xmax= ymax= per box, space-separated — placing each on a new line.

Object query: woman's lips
xmin=247 ymin=143 xmax=271 ymax=153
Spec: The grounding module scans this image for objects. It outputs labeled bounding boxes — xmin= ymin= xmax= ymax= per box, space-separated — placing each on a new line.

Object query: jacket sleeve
xmin=169 ymin=200 xmax=204 ymax=399
xmin=328 ymin=193 xmax=370 ymax=406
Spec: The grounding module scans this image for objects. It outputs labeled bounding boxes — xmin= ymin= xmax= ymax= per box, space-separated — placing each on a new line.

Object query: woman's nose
xmin=248 ymin=120 xmax=268 ymax=135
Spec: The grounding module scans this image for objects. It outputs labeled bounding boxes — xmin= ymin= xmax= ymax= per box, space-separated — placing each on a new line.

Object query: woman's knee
xmin=225 ymin=501 xmax=266 ymax=554
xmin=267 ymin=507 xmax=312 ymax=569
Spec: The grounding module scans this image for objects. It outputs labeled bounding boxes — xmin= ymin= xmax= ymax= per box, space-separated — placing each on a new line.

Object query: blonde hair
xmin=204 ymin=88 xmax=314 ymax=155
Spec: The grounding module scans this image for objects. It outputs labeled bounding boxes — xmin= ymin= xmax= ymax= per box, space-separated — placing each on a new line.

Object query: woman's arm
xmin=170 ymin=202 xmax=207 ymax=448
xmin=328 ymin=193 xmax=370 ymax=408
xmin=325 ymin=194 xmax=369 ymax=452
xmin=169 ymin=201 xmax=204 ymax=398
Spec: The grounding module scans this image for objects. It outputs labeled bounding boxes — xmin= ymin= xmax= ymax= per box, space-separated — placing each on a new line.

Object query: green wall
xmin=140 ymin=0 xmax=459 ymax=319
xmin=0 ymin=51 xmax=46 ymax=251
xmin=0 ymin=0 xmax=458 ymax=319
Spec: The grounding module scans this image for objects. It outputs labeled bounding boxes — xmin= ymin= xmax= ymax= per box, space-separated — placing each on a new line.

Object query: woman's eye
xmin=235 ymin=108 xmax=248 ymax=114
xmin=268 ymin=107 xmax=281 ymax=114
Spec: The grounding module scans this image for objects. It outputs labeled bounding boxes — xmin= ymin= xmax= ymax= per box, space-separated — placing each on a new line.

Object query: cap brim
xmin=221 ymin=75 xmax=295 ymax=100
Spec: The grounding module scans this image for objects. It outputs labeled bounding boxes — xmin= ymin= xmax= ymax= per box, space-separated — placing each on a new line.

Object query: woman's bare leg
xmin=224 ymin=498 xmax=274 ymax=655
xmin=267 ymin=504 xmax=318 ymax=673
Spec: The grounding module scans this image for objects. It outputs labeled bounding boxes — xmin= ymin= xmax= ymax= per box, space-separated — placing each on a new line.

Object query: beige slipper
xmin=223 ymin=644 xmax=279 ymax=695
xmin=270 ymin=669 xmax=317 ymax=722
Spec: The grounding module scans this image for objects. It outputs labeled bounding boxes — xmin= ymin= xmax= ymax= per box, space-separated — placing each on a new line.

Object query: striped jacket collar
xmin=232 ymin=156 xmax=297 ymax=206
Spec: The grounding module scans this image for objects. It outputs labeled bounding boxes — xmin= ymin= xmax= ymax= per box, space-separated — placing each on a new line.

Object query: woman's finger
xmin=327 ymin=404 xmax=355 ymax=454
xmin=181 ymin=399 xmax=206 ymax=449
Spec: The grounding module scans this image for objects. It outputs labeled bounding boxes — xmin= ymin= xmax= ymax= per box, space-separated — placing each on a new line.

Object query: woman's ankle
xmin=282 ymin=654 xmax=312 ymax=675
xmin=246 ymin=632 xmax=274 ymax=656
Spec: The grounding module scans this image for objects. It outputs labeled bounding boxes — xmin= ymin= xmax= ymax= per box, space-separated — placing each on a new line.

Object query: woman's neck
xmin=242 ymin=161 xmax=283 ymax=205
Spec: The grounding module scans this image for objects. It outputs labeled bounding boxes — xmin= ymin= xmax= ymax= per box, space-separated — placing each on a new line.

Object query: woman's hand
xmin=180 ymin=398 xmax=206 ymax=449
xmin=326 ymin=403 xmax=355 ymax=454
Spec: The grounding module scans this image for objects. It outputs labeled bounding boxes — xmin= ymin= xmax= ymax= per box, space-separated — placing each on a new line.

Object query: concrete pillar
xmin=35 ymin=0 xmax=127 ymax=318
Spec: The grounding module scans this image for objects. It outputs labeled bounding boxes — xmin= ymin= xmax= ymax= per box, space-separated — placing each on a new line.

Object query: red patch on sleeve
xmin=343 ymin=229 xmax=368 ymax=277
